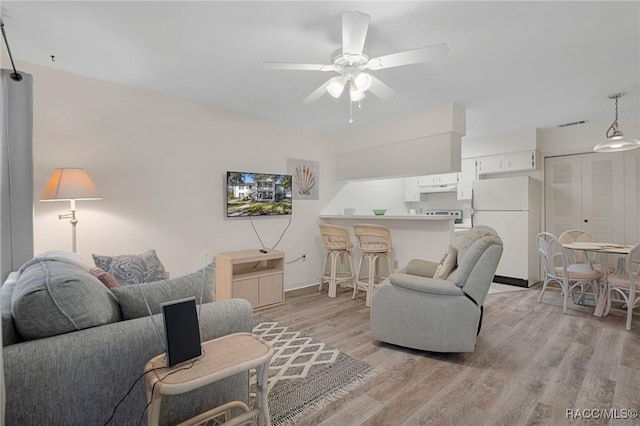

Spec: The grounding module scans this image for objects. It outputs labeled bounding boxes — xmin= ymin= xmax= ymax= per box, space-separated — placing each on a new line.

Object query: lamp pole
xmin=58 ymin=199 xmax=78 ymax=252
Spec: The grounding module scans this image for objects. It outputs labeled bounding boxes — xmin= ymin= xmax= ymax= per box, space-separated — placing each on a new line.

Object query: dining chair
xmin=559 ymin=229 xmax=615 ymax=274
xmin=559 ymin=230 xmax=593 ymax=264
xmin=537 ymin=232 xmax=601 ymax=313
xmin=603 ymin=243 xmax=640 ymax=330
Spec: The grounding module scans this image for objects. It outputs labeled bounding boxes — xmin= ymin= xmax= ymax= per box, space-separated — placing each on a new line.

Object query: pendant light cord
xmin=1 ymin=20 xmax=23 ymax=81
xmin=606 ymin=93 xmax=623 ymax=138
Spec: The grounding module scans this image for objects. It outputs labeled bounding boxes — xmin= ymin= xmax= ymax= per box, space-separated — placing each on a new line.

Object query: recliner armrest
xmin=389 ymin=273 xmax=464 ymax=296
xmin=405 ymin=259 xmax=439 ymax=278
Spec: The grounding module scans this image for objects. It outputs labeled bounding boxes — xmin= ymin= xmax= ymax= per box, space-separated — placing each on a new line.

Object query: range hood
xmin=420 ymin=184 xmax=458 ymax=193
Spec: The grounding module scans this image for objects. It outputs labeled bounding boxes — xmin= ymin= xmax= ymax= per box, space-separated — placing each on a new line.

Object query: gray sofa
xmin=370 ymin=226 xmax=503 ymax=353
xmin=1 ymin=253 xmax=254 ymax=425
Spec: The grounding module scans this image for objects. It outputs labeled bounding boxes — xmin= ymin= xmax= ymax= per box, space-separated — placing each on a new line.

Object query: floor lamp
xmin=40 ymin=168 xmax=102 ymax=252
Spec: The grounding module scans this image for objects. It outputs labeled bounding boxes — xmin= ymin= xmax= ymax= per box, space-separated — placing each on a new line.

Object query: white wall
xmin=23 ymin=62 xmax=335 ymax=289
xmin=16 ymin=60 xmax=640 ymax=289
xmin=320 ymin=177 xmax=407 ymax=216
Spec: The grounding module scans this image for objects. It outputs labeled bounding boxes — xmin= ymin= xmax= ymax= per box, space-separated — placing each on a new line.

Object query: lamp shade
xmin=353 ymin=72 xmax=373 ymax=91
xmin=326 ymin=76 xmax=346 ymax=98
xmin=40 ymin=168 xmax=102 ymax=201
xmin=593 ymin=135 xmax=640 ymax=153
xmin=349 ymin=82 xmax=365 ymax=102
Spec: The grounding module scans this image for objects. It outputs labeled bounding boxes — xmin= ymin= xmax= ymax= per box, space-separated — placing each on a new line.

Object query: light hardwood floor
xmin=258 ymin=284 xmax=640 ymax=426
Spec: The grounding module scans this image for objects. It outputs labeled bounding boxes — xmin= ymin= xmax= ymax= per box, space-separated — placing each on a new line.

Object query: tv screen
xmin=226 ymin=171 xmax=292 ymax=217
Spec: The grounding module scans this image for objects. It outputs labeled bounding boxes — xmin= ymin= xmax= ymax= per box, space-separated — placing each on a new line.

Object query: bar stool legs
xmin=353 ymin=252 xmax=392 ymax=307
xmin=321 ymin=250 xmax=355 ymax=297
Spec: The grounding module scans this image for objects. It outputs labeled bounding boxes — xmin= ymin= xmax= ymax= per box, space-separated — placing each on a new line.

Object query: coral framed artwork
xmin=287 ymin=158 xmax=319 ymax=200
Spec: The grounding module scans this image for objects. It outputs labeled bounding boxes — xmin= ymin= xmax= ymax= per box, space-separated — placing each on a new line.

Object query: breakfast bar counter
xmin=319 ymin=215 xmax=455 ymax=221
xmin=319 ymin=214 xmax=454 ymax=269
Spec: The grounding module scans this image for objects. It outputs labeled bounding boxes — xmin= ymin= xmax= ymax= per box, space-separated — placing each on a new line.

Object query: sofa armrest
xmin=3 ymin=298 xmax=253 ymax=426
xmin=389 ymin=273 xmax=464 ymax=296
xmin=405 ymin=259 xmax=439 ymax=278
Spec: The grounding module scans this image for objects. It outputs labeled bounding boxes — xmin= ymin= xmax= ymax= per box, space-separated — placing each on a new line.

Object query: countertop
xmin=319 ymin=214 xmax=454 ymax=221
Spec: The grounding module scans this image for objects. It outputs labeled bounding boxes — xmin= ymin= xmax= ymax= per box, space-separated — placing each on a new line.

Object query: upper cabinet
xmin=476 ymin=150 xmax=538 ymax=175
xmin=417 ymin=173 xmax=458 ymax=186
xmin=403 ymin=173 xmax=459 ymax=202
xmin=403 ymin=176 xmax=420 ymax=202
xmin=457 ymin=158 xmax=477 ymax=200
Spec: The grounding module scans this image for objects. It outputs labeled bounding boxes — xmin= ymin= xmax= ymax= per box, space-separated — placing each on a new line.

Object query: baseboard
xmin=493 ymin=275 xmax=530 ymax=288
xmin=285 ymin=280 xmax=320 ymax=293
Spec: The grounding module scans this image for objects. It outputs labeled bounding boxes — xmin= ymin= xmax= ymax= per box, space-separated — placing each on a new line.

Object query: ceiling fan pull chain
xmin=349 ymin=100 xmax=353 ymax=124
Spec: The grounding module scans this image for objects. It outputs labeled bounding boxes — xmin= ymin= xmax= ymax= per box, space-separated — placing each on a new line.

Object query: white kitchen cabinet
xmin=403 ymin=176 xmax=420 ymax=202
xmin=457 ymin=158 xmax=476 ymax=200
xmin=417 ymin=172 xmax=458 ymax=186
xmin=477 ymin=150 xmax=537 ymax=175
xmin=476 ymin=155 xmax=504 ymax=174
xmin=545 ymin=152 xmax=625 ymax=243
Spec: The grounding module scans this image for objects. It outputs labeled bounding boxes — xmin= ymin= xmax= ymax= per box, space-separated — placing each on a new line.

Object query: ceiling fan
xmin=264 ymin=11 xmax=449 ymax=116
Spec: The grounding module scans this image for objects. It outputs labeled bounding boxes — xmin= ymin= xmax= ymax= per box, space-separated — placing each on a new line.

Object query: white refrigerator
xmin=472 ymin=176 xmax=541 ymax=287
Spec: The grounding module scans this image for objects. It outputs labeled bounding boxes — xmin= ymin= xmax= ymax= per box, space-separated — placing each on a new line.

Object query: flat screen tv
xmin=226 ymin=171 xmax=292 ymax=217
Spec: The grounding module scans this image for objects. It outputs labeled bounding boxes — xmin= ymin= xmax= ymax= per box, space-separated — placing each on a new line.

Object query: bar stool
xmin=353 ymin=223 xmax=393 ymax=307
xmin=319 ymin=224 xmax=355 ymax=297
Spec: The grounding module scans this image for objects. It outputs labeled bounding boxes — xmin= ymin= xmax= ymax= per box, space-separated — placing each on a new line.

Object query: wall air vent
xmin=557 ymin=120 xmax=587 ymax=128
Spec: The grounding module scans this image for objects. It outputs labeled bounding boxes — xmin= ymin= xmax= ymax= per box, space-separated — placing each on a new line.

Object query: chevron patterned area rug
xmin=250 ymin=314 xmax=376 ymax=425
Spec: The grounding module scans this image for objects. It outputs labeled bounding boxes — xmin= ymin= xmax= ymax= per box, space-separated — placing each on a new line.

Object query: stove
xmin=424 ymin=210 xmax=462 ymax=224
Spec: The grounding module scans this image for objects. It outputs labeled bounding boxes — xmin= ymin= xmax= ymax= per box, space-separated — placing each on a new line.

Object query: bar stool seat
xmin=353 ymin=223 xmax=393 ymax=307
xmin=319 ymin=224 xmax=355 ymax=297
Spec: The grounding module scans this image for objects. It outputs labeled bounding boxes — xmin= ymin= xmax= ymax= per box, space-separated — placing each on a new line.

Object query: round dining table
xmin=562 ymin=242 xmax=634 ymax=317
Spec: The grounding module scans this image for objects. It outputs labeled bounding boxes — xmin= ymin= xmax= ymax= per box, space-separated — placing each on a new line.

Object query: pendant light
xmin=593 ymin=93 xmax=640 ymax=153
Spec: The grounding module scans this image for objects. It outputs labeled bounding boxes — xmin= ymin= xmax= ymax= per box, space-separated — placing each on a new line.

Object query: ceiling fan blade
xmin=366 ymin=43 xmax=449 ymax=70
xmin=302 ymin=80 xmax=330 ymax=104
xmin=342 ymin=11 xmax=370 ymax=56
xmin=263 ymin=62 xmax=334 ymax=71
xmin=367 ymin=75 xmax=395 ymax=101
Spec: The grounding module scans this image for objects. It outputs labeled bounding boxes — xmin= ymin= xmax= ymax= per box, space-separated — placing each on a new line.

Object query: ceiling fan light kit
xmin=264 ymin=10 xmax=449 ymax=123
xmin=353 ymin=71 xmax=372 ymax=92
xmin=349 ymin=83 xmax=365 ymax=102
xmin=593 ymin=92 xmax=640 ymax=153
xmin=327 ymin=76 xmax=347 ymax=98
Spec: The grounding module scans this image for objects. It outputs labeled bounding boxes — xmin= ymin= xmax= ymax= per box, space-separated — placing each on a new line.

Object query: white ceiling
xmin=2 ymin=1 xmax=639 ymax=137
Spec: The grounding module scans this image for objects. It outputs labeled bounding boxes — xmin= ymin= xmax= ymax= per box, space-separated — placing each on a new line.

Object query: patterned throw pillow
xmin=92 ymin=249 xmax=168 ymax=285
xmin=434 ymin=245 xmax=458 ymax=279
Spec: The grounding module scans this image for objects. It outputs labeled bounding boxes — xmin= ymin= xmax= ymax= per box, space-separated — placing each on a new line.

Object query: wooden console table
xmin=145 ymin=333 xmax=274 ymax=426
xmin=215 ymin=249 xmax=284 ymax=309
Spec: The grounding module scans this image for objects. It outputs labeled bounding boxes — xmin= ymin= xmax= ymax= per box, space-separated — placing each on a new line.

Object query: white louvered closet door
xmin=581 ymin=152 xmax=625 ymax=242
xmin=624 ymin=150 xmax=640 ymax=244
xmin=545 ymin=155 xmax=583 ymax=237
xmin=545 ymin=152 xmax=625 ymax=243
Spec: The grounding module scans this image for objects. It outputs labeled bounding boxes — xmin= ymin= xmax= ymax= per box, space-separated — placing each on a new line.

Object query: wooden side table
xmin=145 ymin=333 xmax=274 ymax=426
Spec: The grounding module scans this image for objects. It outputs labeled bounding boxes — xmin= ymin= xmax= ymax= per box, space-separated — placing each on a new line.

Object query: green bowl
xmin=372 ymin=209 xmax=387 ymax=216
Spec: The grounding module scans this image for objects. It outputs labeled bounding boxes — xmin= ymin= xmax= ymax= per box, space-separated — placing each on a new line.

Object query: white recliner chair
xmin=370 ymin=226 xmax=503 ymax=353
